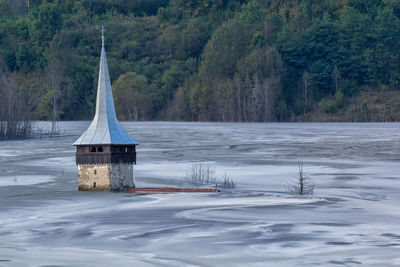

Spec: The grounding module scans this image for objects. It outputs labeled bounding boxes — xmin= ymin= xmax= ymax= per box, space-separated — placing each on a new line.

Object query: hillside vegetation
xmin=1 ymin=0 xmax=400 ymax=122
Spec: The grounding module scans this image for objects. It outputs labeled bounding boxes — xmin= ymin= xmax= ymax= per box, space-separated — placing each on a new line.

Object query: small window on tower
xmin=94 ymin=170 xmax=97 ymax=175
xmin=90 ymin=147 xmax=97 ymax=152
xmin=94 ymin=182 xmax=96 ymax=188
xmin=98 ymin=147 xmax=103 ymax=152
xmin=125 ymin=147 xmax=128 ymax=152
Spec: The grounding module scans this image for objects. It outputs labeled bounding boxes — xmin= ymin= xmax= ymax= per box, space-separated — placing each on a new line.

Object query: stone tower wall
xmin=77 ymin=163 xmax=134 ymax=191
xmin=110 ymin=163 xmax=134 ymax=190
xmin=78 ymin=164 xmax=111 ymax=191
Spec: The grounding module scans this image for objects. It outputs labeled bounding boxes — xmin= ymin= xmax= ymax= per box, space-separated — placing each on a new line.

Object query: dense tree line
xmin=1 ymin=0 xmax=400 ymax=122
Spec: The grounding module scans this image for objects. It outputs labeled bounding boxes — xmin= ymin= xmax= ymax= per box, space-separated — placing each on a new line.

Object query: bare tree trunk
xmin=235 ymin=79 xmax=242 ymax=122
xmin=263 ymin=78 xmax=274 ymax=122
xmin=263 ymin=80 xmax=269 ymax=122
xmin=250 ymin=77 xmax=265 ymax=122
xmin=0 ymin=61 xmax=33 ymax=140
xmin=303 ymin=72 xmax=309 ymax=105
xmin=243 ymin=92 xmax=248 ymax=122
xmin=333 ymin=66 xmax=340 ymax=94
xmin=51 ymin=81 xmax=58 ymax=134
xmin=229 ymin=88 xmax=235 ymax=122
xmin=298 ymin=162 xmax=304 ymax=195
xmin=302 ymin=71 xmax=310 ymax=115
xmin=134 ymin=106 xmax=138 ymax=121
xmin=46 ymin=39 xmax=65 ymax=135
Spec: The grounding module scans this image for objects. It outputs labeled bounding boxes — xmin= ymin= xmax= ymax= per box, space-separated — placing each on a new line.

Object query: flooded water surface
xmin=0 ymin=122 xmax=399 ymax=266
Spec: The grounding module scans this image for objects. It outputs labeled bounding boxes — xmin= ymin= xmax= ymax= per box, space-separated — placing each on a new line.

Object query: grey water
xmin=0 ymin=122 xmax=399 ymax=266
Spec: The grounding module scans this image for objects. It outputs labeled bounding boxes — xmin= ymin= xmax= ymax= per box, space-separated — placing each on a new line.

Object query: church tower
xmin=73 ymin=27 xmax=139 ymax=191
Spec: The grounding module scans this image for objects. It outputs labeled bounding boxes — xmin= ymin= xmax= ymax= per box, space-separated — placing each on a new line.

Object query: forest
xmin=1 ymin=0 xmax=400 ymax=125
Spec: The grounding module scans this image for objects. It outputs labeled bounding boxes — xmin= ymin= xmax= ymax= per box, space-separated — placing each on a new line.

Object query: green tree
xmin=337 ymin=6 xmax=372 ymax=83
xmin=113 ymin=72 xmax=153 ymax=121
xmin=200 ymin=19 xmax=252 ymax=79
xmin=181 ymin=17 xmax=210 ymax=58
xmin=16 ymin=42 xmax=36 ymax=72
xmin=0 ymin=0 xmax=12 ymax=17
xmin=373 ymin=6 xmax=400 ymax=86
xmin=29 ymin=0 xmax=62 ymax=64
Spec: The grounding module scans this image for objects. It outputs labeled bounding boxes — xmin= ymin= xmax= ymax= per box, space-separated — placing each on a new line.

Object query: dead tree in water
xmin=186 ymin=163 xmax=236 ymax=189
xmin=221 ymin=172 xmax=235 ymax=188
xmin=286 ymin=162 xmax=315 ymax=195
xmin=186 ymin=162 xmax=217 ymax=187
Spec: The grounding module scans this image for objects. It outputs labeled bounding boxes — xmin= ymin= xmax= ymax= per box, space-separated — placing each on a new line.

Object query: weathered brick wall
xmin=78 ymin=164 xmax=110 ymax=191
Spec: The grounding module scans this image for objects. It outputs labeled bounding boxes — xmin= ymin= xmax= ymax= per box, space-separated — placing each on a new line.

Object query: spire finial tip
xmin=101 ymin=26 xmax=105 ymax=47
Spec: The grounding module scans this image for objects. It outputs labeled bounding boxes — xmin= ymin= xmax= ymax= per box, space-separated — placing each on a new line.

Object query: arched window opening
xmin=97 ymin=147 xmax=103 ymax=152
xmin=94 ymin=182 xmax=96 ymax=188
xmin=125 ymin=147 xmax=128 ymax=152
xmin=90 ymin=147 xmax=97 ymax=152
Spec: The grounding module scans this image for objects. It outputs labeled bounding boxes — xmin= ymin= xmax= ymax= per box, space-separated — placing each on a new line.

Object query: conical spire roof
xmin=73 ymin=28 xmax=139 ymax=146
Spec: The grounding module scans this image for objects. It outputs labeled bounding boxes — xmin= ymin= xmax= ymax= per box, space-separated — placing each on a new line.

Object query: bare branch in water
xmin=286 ymin=161 xmax=315 ymax=195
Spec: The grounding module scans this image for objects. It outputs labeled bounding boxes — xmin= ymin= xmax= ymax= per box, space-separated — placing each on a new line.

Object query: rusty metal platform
xmin=125 ymin=187 xmax=219 ymax=193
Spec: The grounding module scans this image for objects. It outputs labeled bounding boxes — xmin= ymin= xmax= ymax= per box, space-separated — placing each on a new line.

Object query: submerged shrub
xmin=286 ymin=162 xmax=315 ymax=195
xmin=186 ymin=162 xmax=236 ymax=189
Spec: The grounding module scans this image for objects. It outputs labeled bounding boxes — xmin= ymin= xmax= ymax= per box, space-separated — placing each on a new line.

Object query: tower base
xmin=78 ymin=163 xmax=134 ymax=191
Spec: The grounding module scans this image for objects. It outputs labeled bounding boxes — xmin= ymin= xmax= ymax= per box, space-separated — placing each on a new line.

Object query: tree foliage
xmin=0 ymin=0 xmax=400 ymax=122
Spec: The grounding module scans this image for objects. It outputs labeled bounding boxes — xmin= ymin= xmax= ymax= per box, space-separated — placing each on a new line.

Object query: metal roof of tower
xmin=73 ymin=27 xmax=139 ymax=146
